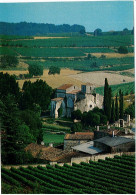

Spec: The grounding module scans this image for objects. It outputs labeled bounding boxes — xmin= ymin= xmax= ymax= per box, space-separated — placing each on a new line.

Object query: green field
xmin=43 ymin=132 xmax=65 ymax=146
xmin=0 ymin=34 xmax=134 ymax=48
xmin=0 ymin=47 xmax=18 ymax=56
xmin=1 ymin=155 xmax=135 ymax=194
xmin=96 ymin=81 xmax=135 ymax=96
xmin=27 ymin=56 xmax=134 ymax=72
xmin=13 ymin=47 xmax=86 ymax=57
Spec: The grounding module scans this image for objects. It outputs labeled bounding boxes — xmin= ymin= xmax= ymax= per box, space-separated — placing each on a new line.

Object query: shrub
xmin=28 ymin=64 xmax=43 ymax=76
xmin=118 ymin=46 xmax=128 ymax=54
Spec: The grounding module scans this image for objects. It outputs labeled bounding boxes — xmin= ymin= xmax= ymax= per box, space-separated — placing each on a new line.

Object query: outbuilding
xmin=94 ymin=136 xmax=135 ymax=153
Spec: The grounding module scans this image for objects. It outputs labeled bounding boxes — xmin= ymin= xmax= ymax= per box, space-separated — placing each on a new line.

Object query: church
xmin=50 ymin=83 xmax=103 ymax=118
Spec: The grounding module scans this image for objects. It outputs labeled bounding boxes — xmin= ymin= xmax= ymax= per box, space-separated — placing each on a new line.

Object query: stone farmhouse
xmin=64 ymin=132 xmax=94 ymax=150
xmin=50 ymin=83 xmax=103 ymax=118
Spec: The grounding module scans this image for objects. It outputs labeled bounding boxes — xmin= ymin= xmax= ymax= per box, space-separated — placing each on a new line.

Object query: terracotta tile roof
xmin=57 ymin=84 xmax=73 ymax=90
xmin=51 ymin=97 xmax=64 ymax=101
xmin=67 ymin=90 xmax=81 ymax=94
xmin=25 ymin=143 xmax=79 ymax=162
xmin=65 ymin=132 xmax=94 ymax=140
xmin=82 ymin=83 xmax=94 ymax=86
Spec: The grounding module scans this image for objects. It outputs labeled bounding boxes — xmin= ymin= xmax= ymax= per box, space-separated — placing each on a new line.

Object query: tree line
xmin=0 ymin=22 xmax=86 ymax=36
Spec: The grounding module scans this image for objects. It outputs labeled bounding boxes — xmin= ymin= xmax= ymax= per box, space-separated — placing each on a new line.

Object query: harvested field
xmin=69 ymin=71 xmax=135 ymax=87
xmin=0 ymin=69 xmax=83 ymax=89
xmin=92 ymin=53 xmax=134 ymax=58
xmin=0 ymin=68 xmax=134 ymax=89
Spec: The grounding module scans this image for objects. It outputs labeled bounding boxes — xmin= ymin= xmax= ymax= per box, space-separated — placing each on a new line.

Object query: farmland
xmin=1 ymin=155 xmax=135 ymax=194
xmin=0 ymin=34 xmax=134 ymax=47
xmin=0 ymin=33 xmax=134 ymax=97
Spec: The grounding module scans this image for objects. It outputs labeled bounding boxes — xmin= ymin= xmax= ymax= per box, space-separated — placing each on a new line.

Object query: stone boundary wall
xmin=2 ymin=152 xmax=135 ymax=169
xmin=71 ymin=152 xmax=135 ymax=164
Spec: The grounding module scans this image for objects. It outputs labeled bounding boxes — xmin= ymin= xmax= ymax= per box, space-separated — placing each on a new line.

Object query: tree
xmin=71 ymin=123 xmax=82 ymax=133
xmin=110 ymin=100 xmax=115 ymax=123
xmin=79 ymin=29 xmax=86 ymax=35
xmin=0 ymin=95 xmax=34 ymax=164
xmin=103 ymin=78 xmax=111 ymax=121
xmin=0 ymin=72 xmax=20 ymax=102
xmin=94 ymin=28 xmax=102 ymax=36
xmin=85 ymin=111 xmax=100 ymax=126
xmin=0 ymin=55 xmax=18 ymax=68
xmin=131 ymin=27 xmax=134 ymax=35
xmin=122 ymin=28 xmax=129 ymax=35
xmin=115 ymin=95 xmax=119 ymax=121
xmin=20 ymin=80 xmax=53 ymax=111
xmin=125 ymin=103 xmax=135 ymax=119
xmin=71 ymin=110 xmax=82 ymax=120
xmin=87 ymin=53 xmax=92 ymax=60
xmin=28 ymin=64 xmax=43 ymax=76
xmin=20 ymin=109 xmax=42 ymax=142
xmin=119 ymin=90 xmax=124 ymax=119
xmin=48 ymin=66 xmax=60 ymax=75
xmin=118 ymin=46 xmax=128 ymax=54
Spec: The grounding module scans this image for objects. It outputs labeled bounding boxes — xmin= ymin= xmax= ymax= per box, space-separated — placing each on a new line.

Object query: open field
xmin=68 ymin=70 xmax=135 ymax=87
xmin=92 ymin=53 xmax=134 ymax=58
xmin=0 ymin=68 xmax=134 ymax=90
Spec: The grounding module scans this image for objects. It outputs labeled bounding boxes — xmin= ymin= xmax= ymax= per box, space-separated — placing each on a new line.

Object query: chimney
xmin=49 ymin=143 xmax=53 ymax=147
xmin=97 ymin=126 xmax=99 ymax=131
xmin=112 ymin=130 xmax=114 ymax=137
xmin=125 ymin=129 xmax=128 ymax=135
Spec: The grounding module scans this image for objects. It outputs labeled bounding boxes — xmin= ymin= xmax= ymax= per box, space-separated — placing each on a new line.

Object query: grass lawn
xmin=43 ymin=132 xmax=65 ymax=146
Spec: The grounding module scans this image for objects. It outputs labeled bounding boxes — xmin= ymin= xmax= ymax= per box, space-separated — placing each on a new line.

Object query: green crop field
xmin=27 ymin=56 xmax=134 ymax=72
xmin=13 ymin=47 xmax=85 ymax=57
xmin=0 ymin=34 xmax=134 ymax=48
xmin=1 ymin=155 xmax=135 ymax=194
xmin=96 ymin=81 xmax=135 ymax=96
xmin=0 ymin=47 xmax=18 ymax=56
xmin=80 ymin=47 xmax=115 ymax=53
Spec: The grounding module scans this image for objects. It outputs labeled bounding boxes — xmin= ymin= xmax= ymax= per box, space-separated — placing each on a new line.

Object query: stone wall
xmin=64 ymin=139 xmax=90 ymax=150
xmin=75 ymin=93 xmax=103 ymax=113
xmin=71 ymin=152 xmax=135 ymax=164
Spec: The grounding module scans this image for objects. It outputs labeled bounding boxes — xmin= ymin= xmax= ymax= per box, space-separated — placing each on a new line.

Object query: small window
xmin=90 ymin=105 xmax=92 ymax=108
xmin=74 ymin=86 xmax=75 ymax=89
xmin=90 ymin=87 xmax=91 ymax=90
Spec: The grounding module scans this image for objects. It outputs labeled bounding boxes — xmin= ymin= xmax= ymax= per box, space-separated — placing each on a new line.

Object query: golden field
xmin=0 ymin=68 xmax=134 ymax=89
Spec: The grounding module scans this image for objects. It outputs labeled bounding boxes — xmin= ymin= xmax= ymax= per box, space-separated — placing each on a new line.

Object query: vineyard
xmin=0 ymin=34 xmax=134 ymax=47
xmin=26 ymin=56 xmax=134 ymax=72
xmin=96 ymin=81 xmax=135 ymax=96
xmin=1 ymin=155 xmax=135 ymax=194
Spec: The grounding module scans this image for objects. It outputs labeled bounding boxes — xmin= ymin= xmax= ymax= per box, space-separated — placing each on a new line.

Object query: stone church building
xmin=50 ymin=83 xmax=103 ymax=118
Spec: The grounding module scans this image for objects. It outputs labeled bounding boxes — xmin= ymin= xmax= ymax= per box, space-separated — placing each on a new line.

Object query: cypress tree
xmin=104 ymin=78 xmax=109 ymax=117
xmin=104 ymin=78 xmax=112 ymax=121
xmin=115 ymin=95 xmax=119 ymax=121
xmin=108 ymin=87 xmax=112 ymax=121
xmin=119 ymin=90 xmax=124 ymax=119
xmin=110 ymin=99 xmax=115 ymax=123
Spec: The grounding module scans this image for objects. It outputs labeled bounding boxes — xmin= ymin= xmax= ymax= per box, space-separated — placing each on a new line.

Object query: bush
xmin=118 ymin=46 xmax=128 ymax=54
xmin=28 ymin=64 xmax=43 ymax=76
xmin=0 ymin=55 xmax=18 ymax=68
xmin=48 ymin=66 xmax=60 ymax=75
xmin=71 ymin=123 xmax=82 ymax=133
xmin=71 ymin=110 xmax=82 ymax=120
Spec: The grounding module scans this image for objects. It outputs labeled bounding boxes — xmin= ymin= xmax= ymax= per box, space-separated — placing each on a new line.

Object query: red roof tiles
xmin=57 ymin=84 xmax=73 ymax=90
xmin=65 ymin=132 xmax=94 ymax=140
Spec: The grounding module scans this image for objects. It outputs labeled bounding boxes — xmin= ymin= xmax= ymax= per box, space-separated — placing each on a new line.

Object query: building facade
xmin=50 ymin=83 xmax=103 ymax=118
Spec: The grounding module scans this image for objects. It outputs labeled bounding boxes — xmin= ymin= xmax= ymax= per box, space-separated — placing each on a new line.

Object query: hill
xmin=0 ymin=22 xmax=86 ymax=36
